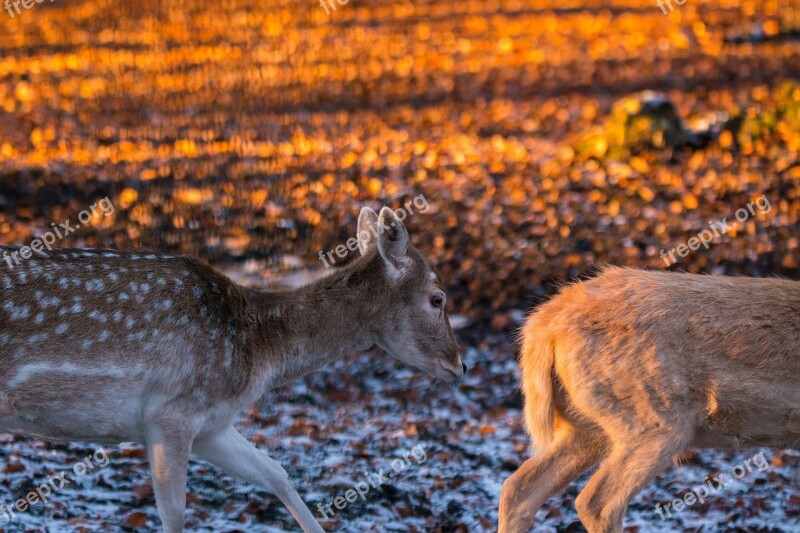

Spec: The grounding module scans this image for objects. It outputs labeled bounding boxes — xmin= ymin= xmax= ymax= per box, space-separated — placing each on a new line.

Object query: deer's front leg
xmin=192 ymin=425 xmax=325 ymax=533
xmin=146 ymin=423 xmax=193 ymax=533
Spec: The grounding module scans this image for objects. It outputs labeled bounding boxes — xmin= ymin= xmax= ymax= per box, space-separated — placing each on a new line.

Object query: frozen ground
xmin=0 ymin=267 xmax=797 ymax=533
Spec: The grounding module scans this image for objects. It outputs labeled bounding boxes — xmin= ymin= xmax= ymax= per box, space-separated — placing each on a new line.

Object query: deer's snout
xmin=438 ymin=355 xmax=465 ymax=380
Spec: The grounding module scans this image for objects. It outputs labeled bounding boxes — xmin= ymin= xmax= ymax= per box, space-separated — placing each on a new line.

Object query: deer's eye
xmin=430 ymin=294 xmax=445 ymax=309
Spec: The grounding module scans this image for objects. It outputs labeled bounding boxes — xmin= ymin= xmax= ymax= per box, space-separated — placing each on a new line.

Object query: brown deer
xmin=0 ymin=206 xmax=464 ymax=532
xmin=499 ymin=266 xmax=800 ymax=533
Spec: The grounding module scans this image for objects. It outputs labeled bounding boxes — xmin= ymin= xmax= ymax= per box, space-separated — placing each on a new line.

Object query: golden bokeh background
xmin=1 ymin=0 xmax=798 ymax=322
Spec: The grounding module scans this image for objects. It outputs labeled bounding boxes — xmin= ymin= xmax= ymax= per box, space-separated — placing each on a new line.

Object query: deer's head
xmin=357 ymin=206 xmax=464 ymax=381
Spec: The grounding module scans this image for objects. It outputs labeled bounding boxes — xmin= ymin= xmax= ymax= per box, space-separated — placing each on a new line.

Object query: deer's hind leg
xmin=146 ymin=421 xmax=194 ymax=533
xmin=499 ymin=422 xmax=607 ymax=533
xmin=560 ymin=328 xmax=697 ymax=532
xmin=574 ymin=427 xmax=688 ymax=533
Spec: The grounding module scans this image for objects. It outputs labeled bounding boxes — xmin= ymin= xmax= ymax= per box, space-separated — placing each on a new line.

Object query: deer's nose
xmin=461 ymin=362 xmax=467 ymax=375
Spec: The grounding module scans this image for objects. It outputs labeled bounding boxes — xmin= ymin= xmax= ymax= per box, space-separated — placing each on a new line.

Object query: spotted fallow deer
xmin=0 ymin=206 xmax=464 ymax=532
xmin=499 ymin=267 xmax=800 ymax=533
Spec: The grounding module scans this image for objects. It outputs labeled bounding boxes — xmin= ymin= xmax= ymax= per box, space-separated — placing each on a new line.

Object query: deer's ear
xmin=377 ymin=206 xmax=410 ymax=273
xmin=357 ymin=207 xmax=379 ymax=255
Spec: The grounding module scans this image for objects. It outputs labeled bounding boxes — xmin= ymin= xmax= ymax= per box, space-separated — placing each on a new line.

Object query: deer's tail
xmin=518 ymin=311 xmax=557 ymax=450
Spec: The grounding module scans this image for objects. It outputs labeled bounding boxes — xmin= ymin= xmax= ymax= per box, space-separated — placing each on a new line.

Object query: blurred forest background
xmin=0 ymin=0 xmax=799 ymax=531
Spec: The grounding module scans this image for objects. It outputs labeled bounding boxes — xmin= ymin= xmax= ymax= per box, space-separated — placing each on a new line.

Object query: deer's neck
xmin=243 ymin=255 xmax=382 ymax=394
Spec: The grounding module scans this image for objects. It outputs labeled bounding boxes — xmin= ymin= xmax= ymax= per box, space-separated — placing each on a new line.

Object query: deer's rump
xmin=521 ymin=267 xmax=800 ymax=450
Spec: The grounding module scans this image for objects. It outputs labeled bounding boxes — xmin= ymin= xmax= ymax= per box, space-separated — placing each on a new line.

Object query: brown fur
xmin=500 ymin=267 xmax=800 ymax=533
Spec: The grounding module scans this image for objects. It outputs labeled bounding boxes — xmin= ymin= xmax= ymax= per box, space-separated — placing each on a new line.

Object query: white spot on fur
xmin=39 ymin=296 xmax=60 ymax=308
xmin=85 ymin=279 xmax=105 ymax=291
xmin=126 ymin=331 xmax=146 ymax=343
xmin=88 ymin=310 xmax=108 ymax=323
xmin=9 ymin=305 xmax=31 ymax=321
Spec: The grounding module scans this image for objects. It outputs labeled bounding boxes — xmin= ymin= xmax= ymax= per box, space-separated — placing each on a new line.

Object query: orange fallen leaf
xmin=124 ymin=512 xmax=148 ymax=529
